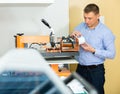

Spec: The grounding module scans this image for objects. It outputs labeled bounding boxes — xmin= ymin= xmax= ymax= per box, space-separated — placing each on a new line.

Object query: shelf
xmin=46 ymin=57 xmax=79 ymax=64
xmin=0 ymin=0 xmax=55 ymax=3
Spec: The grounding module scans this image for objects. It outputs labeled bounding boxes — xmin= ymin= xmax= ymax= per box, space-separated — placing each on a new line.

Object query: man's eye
xmin=88 ymin=18 xmax=92 ymax=20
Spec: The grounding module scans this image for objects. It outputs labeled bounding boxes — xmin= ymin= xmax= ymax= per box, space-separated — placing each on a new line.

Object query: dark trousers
xmin=76 ymin=64 xmax=105 ymax=94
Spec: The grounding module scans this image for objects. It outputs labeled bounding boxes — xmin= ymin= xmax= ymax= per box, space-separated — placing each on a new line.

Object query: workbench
xmin=14 ymin=34 xmax=79 ymax=77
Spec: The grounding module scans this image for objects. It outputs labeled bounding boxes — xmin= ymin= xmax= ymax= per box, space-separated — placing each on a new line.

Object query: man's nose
xmin=85 ymin=19 xmax=89 ymax=24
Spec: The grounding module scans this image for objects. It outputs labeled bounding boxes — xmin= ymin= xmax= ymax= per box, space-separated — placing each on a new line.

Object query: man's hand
xmin=81 ymin=43 xmax=95 ymax=53
xmin=70 ymin=31 xmax=82 ymax=38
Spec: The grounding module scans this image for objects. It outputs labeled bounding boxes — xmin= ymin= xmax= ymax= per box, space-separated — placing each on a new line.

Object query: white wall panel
xmin=0 ymin=0 xmax=69 ymax=56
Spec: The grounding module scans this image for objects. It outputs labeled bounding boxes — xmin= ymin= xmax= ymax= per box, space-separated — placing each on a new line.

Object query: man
xmin=71 ymin=3 xmax=116 ymax=94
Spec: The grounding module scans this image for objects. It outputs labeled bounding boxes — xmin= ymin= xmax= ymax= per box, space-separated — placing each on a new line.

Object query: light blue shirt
xmin=74 ymin=21 xmax=116 ymax=65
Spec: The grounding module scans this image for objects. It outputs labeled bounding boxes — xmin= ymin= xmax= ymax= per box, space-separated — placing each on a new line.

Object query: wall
xmin=0 ymin=0 xmax=69 ymax=56
xmin=69 ymin=0 xmax=120 ymax=94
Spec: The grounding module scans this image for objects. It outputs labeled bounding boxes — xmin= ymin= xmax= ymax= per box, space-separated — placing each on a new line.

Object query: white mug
xmin=77 ymin=36 xmax=86 ymax=45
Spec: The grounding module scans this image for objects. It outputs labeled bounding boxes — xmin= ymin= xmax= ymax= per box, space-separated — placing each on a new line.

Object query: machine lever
xmin=41 ymin=19 xmax=51 ymax=29
xmin=41 ymin=19 xmax=55 ymax=48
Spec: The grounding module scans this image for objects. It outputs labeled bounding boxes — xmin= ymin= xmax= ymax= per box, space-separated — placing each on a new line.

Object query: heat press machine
xmin=14 ymin=19 xmax=79 ymax=77
xmin=0 ymin=49 xmax=73 ymax=94
xmin=0 ymin=49 xmax=98 ymax=94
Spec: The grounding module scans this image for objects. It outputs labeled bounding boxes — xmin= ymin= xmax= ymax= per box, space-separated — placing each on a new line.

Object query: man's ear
xmin=97 ymin=14 xmax=100 ymax=19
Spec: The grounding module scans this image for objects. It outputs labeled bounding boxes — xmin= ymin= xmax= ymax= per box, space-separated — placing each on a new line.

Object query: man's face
xmin=84 ymin=12 xmax=100 ymax=28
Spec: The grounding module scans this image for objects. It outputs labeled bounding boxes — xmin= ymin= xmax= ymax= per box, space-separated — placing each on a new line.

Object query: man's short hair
xmin=84 ymin=3 xmax=99 ymax=14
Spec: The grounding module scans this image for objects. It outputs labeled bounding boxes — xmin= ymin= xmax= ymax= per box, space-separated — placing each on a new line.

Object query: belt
xmin=79 ymin=64 xmax=103 ymax=69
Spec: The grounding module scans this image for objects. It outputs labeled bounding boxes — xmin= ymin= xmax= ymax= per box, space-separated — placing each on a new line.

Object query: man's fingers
xmin=71 ymin=31 xmax=82 ymax=37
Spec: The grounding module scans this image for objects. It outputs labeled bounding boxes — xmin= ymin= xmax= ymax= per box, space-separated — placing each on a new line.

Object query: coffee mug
xmin=77 ymin=36 xmax=86 ymax=45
